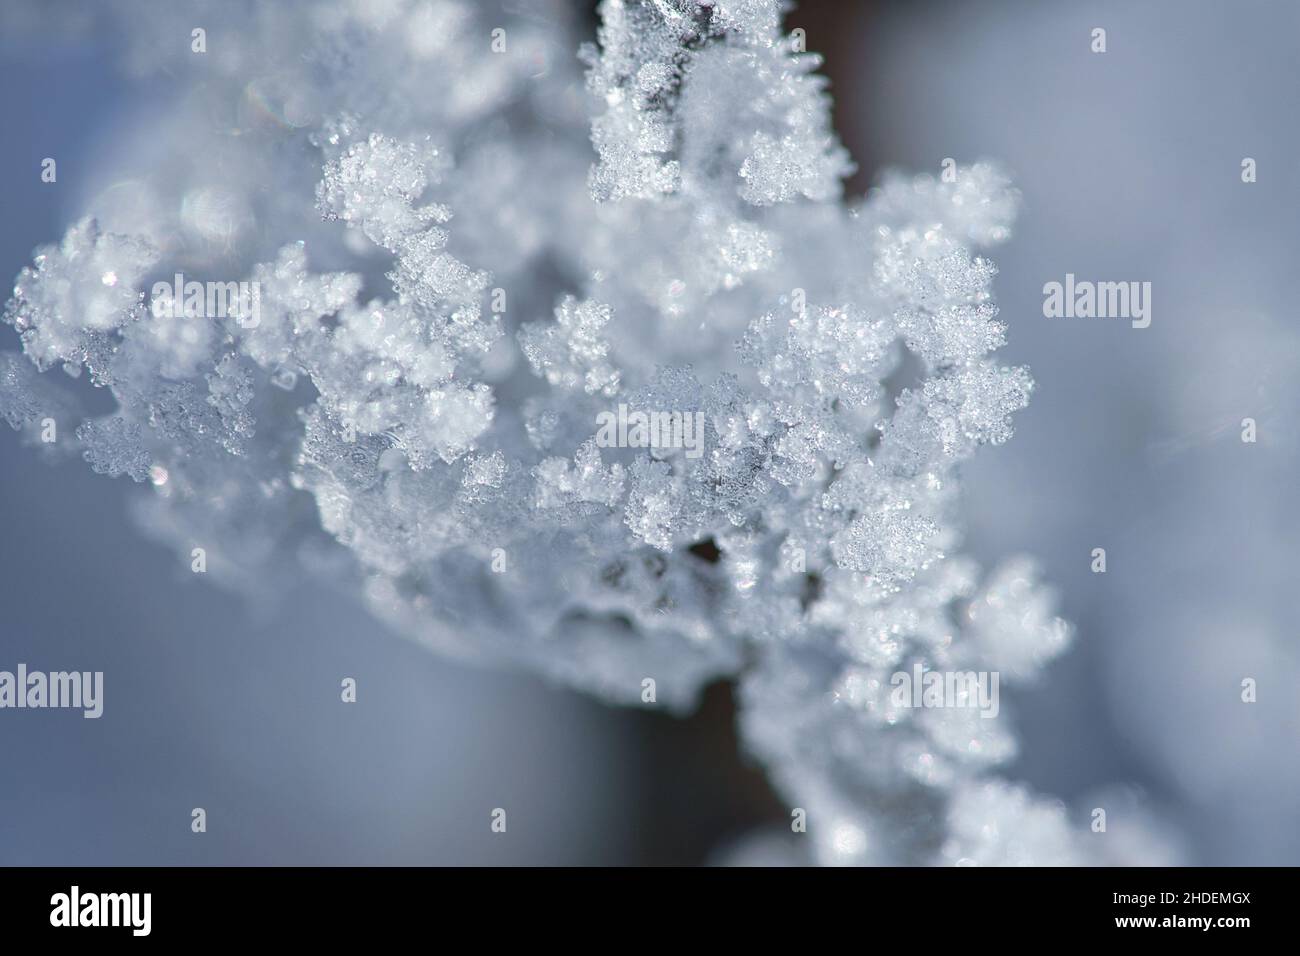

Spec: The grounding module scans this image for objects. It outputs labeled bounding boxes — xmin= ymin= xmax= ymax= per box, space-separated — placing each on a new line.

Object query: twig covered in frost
xmin=1 ymin=0 xmax=1165 ymax=864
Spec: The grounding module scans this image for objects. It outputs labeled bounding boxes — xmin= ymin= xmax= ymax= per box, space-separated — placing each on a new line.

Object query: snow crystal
xmin=0 ymin=0 xmax=1140 ymax=866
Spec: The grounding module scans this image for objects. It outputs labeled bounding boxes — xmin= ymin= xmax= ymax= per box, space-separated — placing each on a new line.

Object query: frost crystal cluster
xmin=3 ymin=0 xmax=1134 ymax=864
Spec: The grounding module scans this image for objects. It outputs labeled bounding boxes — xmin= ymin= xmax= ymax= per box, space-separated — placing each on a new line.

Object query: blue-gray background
xmin=1 ymin=0 xmax=1296 ymax=864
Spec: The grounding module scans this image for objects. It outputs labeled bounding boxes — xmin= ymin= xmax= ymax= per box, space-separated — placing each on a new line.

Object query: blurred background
xmin=1 ymin=0 xmax=1296 ymax=864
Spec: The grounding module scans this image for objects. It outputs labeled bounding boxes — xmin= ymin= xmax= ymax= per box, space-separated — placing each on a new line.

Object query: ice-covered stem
xmin=1 ymin=0 xmax=1136 ymax=863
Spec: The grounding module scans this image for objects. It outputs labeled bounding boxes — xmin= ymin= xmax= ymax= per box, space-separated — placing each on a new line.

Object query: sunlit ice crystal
xmin=0 ymin=0 xmax=1176 ymax=866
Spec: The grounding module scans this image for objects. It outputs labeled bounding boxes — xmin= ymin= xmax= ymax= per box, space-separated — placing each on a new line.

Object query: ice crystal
xmin=519 ymin=296 xmax=621 ymax=396
xmin=0 ymin=0 xmax=1147 ymax=864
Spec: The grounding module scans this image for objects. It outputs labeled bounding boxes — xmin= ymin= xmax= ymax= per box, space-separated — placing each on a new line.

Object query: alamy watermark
xmin=595 ymin=404 xmax=705 ymax=459
xmin=890 ymin=663 xmax=1000 ymax=719
xmin=151 ymin=272 xmax=260 ymax=328
xmin=1043 ymin=273 xmax=1150 ymax=328
xmin=0 ymin=664 xmax=103 ymax=718
xmin=50 ymin=886 xmax=150 ymax=936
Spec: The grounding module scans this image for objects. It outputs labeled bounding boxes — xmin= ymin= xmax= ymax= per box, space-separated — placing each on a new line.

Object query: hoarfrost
xmin=0 ymin=0 xmax=1155 ymax=865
